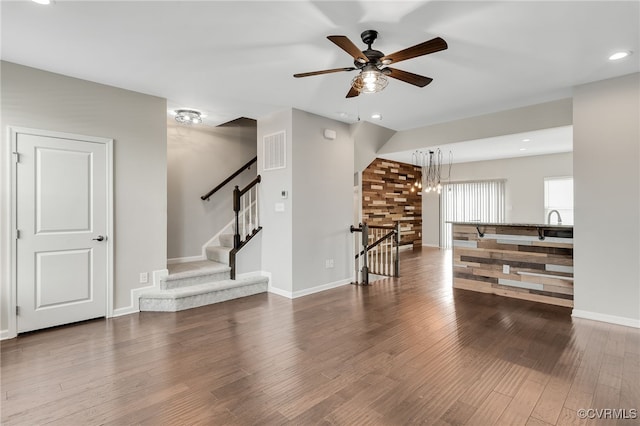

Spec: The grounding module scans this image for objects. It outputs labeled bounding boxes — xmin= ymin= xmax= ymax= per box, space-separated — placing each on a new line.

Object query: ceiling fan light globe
xmin=351 ymin=70 xmax=388 ymax=94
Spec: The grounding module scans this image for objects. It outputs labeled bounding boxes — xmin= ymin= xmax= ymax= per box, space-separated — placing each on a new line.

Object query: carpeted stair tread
xmin=142 ymin=276 xmax=268 ymax=299
xmin=165 ymin=259 xmax=230 ymax=281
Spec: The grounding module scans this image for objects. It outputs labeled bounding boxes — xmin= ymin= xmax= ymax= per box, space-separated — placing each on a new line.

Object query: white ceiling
xmin=2 ymin=1 xmax=638 ymax=160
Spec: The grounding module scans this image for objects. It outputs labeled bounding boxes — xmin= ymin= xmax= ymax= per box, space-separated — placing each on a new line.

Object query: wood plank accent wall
xmin=362 ymin=158 xmax=422 ymax=246
xmin=452 ymin=224 xmax=574 ymax=307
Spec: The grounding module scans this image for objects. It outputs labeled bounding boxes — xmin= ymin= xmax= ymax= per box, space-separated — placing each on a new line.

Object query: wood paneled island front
xmin=451 ymin=222 xmax=574 ymax=307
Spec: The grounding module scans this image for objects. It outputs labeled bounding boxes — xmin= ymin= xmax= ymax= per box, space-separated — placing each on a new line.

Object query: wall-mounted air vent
xmin=263 ymin=131 xmax=286 ymax=171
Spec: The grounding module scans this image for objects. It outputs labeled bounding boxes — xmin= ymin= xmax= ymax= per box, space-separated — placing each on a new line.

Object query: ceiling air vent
xmin=263 ymin=130 xmax=286 ymax=171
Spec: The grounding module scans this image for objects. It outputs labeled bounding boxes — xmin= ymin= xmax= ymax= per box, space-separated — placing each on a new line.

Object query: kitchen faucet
xmin=547 ymin=209 xmax=562 ymax=225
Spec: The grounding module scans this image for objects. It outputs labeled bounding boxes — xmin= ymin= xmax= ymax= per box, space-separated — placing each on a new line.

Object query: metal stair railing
xmin=350 ymin=221 xmax=400 ymax=285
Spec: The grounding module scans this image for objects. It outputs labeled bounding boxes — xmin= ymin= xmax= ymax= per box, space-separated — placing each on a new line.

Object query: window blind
xmin=440 ymin=180 xmax=505 ymax=248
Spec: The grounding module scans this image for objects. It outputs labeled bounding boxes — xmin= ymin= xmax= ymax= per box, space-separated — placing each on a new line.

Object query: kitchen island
xmin=450 ymin=222 xmax=574 ymax=307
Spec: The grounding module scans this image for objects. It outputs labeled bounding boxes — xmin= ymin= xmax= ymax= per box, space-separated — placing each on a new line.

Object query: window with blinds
xmin=440 ymin=180 xmax=506 ymax=248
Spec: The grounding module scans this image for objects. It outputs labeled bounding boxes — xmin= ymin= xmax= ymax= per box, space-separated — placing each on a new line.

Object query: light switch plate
xmin=275 ymin=203 xmax=285 ymax=212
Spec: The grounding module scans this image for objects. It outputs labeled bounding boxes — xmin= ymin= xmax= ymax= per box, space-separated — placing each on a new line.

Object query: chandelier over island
xmin=410 ymin=149 xmax=453 ymax=194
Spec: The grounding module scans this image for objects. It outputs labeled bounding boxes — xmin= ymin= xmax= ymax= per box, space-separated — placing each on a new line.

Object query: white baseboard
xmin=422 ymin=243 xmax=441 ymax=248
xmin=269 ymin=278 xmax=353 ymax=299
xmin=111 ymin=268 xmax=168 ymax=317
xmin=167 ymin=255 xmax=205 ymax=265
xmin=293 ymin=278 xmax=352 ymax=298
xmin=268 ymin=286 xmax=292 ymax=299
xmin=572 ymin=309 xmax=640 ymax=329
xmin=268 ymin=277 xmax=352 ymax=300
xmin=1 ymin=329 xmax=13 ymax=340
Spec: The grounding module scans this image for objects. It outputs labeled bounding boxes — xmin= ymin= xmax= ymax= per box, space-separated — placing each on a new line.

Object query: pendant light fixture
xmin=410 ymin=149 xmax=453 ymax=194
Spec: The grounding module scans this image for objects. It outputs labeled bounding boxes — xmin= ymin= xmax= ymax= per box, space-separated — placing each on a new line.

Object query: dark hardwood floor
xmin=2 ymin=248 xmax=639 ymax=425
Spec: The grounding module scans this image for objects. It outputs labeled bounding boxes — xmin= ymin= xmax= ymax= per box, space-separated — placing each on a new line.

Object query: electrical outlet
xmin=325 ymin=259 xmax=334 ymax=268
xmin=139 ymin=272 xmax=149 ymax=283
xmin=502 ymin=265 xmax=510 ymax=274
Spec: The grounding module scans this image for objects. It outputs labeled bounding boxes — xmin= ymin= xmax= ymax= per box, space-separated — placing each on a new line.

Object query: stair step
xmin=162 ymin=260 xmax=230 ymax=289
xmin=139 ymin=276 xmax=269 ymax=312
xmin=206 ymin=245 xmax=232 ymax=264
xmin=219 ymin=233 xmax=234 ymax=248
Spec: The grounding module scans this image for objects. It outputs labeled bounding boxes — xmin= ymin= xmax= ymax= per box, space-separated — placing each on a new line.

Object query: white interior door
xmin=16 ymin=131 xmax=110 ymax=333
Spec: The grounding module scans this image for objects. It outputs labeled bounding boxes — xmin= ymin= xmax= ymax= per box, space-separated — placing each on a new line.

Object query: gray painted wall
xmin=422 ymin=153 xmax=573 ymax=246
xmin=573 ymin=72 xmax=639 ymax=324
xmin=167 ymin=118 xmax=256 ymax=259
xmin=352 ymin=120 xmax=396 ymax=173
xmin=257 ymin=109 xmax=294 ymax=293
xmin=257 ymin=108 xmax=353 ymax=295
xmin=292 ymin=109 xmax=353 ymax=292
xmin=0 ymin=61 xmax=167 ymax=325
xmin=379 ymin=98 xmax=573 ymax=154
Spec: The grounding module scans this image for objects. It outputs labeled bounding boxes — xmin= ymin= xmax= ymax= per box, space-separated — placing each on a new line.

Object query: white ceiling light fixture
xmin=371 ymin=113 xmax=382 ymax=120
xmin=608 ymin=51 xmax=631 ymax=61
xmin=173 ymin=109 xmax=203 ymax=125
xmin=32 ymin=0 xmax=51 ymax=4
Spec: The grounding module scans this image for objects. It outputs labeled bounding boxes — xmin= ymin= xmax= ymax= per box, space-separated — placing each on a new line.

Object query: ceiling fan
xmin=293 ymin=30 xmax=447 ymax=98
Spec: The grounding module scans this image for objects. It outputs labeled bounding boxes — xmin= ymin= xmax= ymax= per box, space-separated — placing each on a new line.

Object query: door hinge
xmin=16 ymin=306 xmax=20 ymax=316
xmin=13 ymin=152 xmax=21 ymax=163
xmin=16 ymin=229 xmax=21 ymax=239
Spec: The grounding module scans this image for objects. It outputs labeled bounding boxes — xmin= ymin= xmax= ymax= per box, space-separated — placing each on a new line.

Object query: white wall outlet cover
xmin=139 ymin=272 xmax=149 ymax=283
xmin=502 ymin=264 xmax=510 ymax=274
xmin=323 ymin=129 xmax=336 ymax=140
xmin=275 ymin=203 xmax=285 ymax=212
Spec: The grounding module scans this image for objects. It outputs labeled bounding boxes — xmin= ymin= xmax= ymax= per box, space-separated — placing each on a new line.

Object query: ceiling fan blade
xmin=346 ymin=86 xmax=360 ymax=98
xmin=381 ymin=37 xmax=448 ymax=65
xmin=327 ymin=35 xmax=369 ymax=64
xmin=385 ymin=68 xmax=433 ymax=87
xmin=293 ymin=67 xmax=356 ymax=78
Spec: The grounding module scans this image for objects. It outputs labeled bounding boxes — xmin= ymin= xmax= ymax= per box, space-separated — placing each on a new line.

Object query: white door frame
xmin=7 ymin=126 xmax=114 ymax=339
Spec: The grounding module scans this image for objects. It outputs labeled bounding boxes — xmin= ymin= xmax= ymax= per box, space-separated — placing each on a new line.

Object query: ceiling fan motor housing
xmin=361 ymin=29 xmax=378 ymax=46
xmin=354 ymin=30 xmax=385 ymax=69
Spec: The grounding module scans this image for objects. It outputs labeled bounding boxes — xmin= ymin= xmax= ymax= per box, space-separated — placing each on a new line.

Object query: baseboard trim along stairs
xmin=140 ymin=234 xmax=268 ymax=312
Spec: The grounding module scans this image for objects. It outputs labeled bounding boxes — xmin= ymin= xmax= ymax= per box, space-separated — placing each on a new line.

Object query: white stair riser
xmin=206 ymin=246 xmax=231 ymax=264
xmin=160 ymin=270 xmax=231 ymax=289
xmin=219 ymin=234 xmax=234 ymax=248
xmin=139 ymin=282 xmax=268 ymax=312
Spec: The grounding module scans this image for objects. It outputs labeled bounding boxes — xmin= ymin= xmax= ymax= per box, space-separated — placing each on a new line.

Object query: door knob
xmin=92 ymin=235 xmax=106 ymax=242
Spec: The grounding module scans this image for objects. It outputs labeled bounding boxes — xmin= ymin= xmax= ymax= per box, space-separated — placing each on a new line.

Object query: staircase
xmin=139 ymin=231 xmax=268 ymax=312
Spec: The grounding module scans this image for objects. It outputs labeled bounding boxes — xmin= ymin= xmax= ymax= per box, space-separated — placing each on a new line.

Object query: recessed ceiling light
xmin=522 ymin=138 xmax=531 ymax=142
xmin=519 ymin=148 xmax=527 ymax=151
xmin=32 ymin=0 xmax=51 ymax=4
xmin=609 ymin=51 xmax=631 ymax=61
xmin=371 ymin=113 xmax=382 ymax=120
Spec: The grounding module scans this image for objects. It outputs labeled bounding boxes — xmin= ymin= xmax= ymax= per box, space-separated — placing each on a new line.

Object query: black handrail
xmin=355 ymin=230 xmax=395 ymax=259
xmin=201 ymin=156 xmax=257 ymax=201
